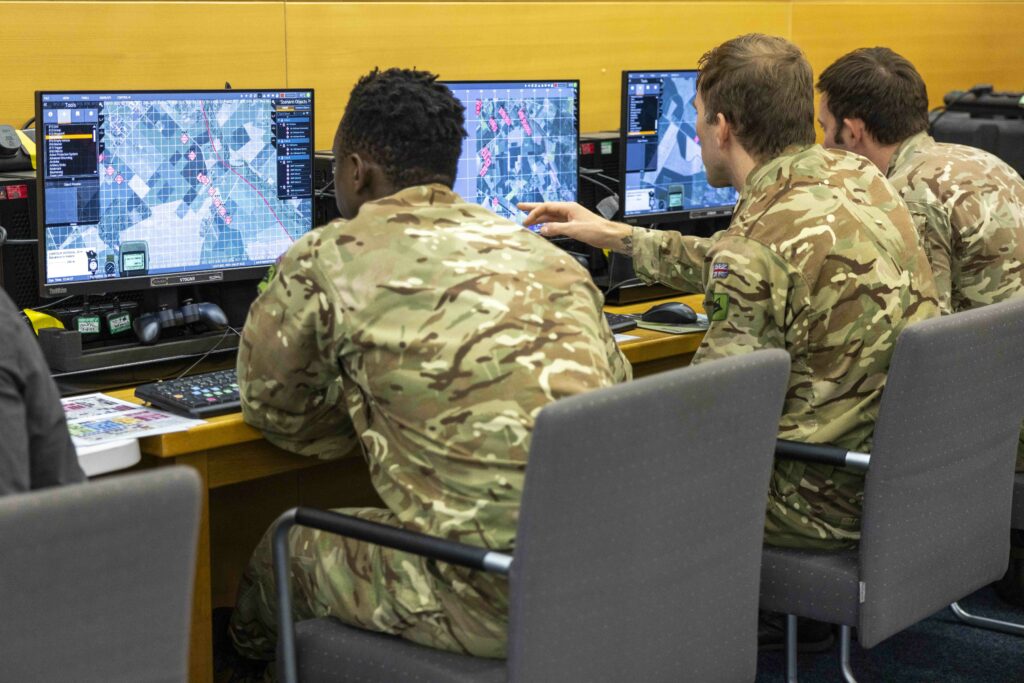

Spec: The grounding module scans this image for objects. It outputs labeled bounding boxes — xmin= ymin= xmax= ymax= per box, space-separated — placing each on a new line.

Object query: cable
xmin=21 ymin=116 xmax=34 ymax=129
xmin=314 ymin=175 xmax=335 ymax=199
xmin=0 ymin=225 xmax=38 ymax=247
xmin=170 ymin=325 xmax=243 ymax=381
xmin=581 ymin=167 xmax=621 ymax=187
xmin=578 ymin=173 xmax=618 ymax=199
xmin=30 ymin=295 xmax=74 ymax=310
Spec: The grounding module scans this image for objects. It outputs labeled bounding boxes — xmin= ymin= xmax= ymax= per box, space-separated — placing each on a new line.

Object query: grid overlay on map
xmin=41 ymin=92 xmax=313 ymax=286
xmin=448 ymin=83 xmax=578 ymax=224
xmin=95 ymin=99 xmax=308 ymax=272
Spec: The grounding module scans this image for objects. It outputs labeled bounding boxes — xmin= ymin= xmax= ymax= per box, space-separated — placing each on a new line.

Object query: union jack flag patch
xmin=712 ymin=262 xmax=730 ymax=279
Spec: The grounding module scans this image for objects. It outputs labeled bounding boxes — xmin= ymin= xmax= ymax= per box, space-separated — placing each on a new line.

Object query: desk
xmin=110 ymin=291 xmax=706 ymax=682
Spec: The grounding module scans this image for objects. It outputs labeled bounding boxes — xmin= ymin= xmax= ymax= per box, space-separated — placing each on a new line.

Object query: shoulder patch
xmin=709 ymin=292 xmax=729 ymax=321
xmin=712 ymin=262 xmax=730 ymax=279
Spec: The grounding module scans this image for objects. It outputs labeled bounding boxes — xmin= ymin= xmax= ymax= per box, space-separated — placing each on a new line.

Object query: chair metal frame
xmin=773 ymin=440 xmax=870 ymax=683
xmin=272 ymin=507 xmax=513 ymax=683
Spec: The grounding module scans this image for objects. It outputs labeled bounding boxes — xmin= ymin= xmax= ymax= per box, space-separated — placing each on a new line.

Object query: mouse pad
xmin=636 ymin=320 xmax=709 ymax=335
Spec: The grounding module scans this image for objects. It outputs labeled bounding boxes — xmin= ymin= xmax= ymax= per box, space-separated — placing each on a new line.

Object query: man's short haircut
xmin=335 ymin=68 xmax=467 ymax=188
xmin=697 ymin=34 xmax=816 ymax=162
xmin=817 ymin=47 xmax=930 ymax=145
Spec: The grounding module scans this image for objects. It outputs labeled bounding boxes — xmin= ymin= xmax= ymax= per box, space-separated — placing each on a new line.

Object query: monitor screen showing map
xmin=620 ymin=70 xmax=738 ymax=225
xmin=37 ymin=89 xmax=314 ymax=297
xmin=443 ymin=80 xmax=579 ymax=225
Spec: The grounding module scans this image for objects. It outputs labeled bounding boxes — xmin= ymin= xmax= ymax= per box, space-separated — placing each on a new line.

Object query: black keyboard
xmin=604 ymin=312 xmax=638 ymax=334
xmin=135 ymin=368 xmax=240 ymax=418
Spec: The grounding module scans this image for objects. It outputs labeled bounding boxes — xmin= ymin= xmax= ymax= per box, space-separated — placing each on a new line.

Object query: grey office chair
xmin=950 ymin=471 xmax=1024 ymax=635
xmin=0 ymin=466 xmax=202 ymax=683
xmin=761 ymin=297 xmax=1024 ymax=682
xmin=274 ymin=349 xmax=791 ymax=683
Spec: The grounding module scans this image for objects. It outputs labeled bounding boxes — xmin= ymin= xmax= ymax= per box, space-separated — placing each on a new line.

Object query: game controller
xmin=133 ymin=301 xmax=228 ymax=345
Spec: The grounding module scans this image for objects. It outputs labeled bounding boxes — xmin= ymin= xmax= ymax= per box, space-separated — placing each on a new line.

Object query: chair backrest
xmin=0 ymin=466 xmax=201 ymax=682
xmin=506 ymin=350 xmax=790 ymax=683
xmin=859 ymin=297 xmax=1024 ymax=647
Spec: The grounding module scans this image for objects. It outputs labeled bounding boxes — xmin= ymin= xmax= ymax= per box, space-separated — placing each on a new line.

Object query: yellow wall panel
xmin=793 ymin=3 xmax=1024 ymax=112
xmin=0 ymin=2 xmax=287 ymax=127
xmin=286 ymin=2 xmax=790 ymax=147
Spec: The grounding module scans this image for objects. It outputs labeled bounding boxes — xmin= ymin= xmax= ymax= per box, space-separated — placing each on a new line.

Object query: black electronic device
xmin=133 ymin=300 xmax=228 ymax=345
xmin=36 ymin=88 xmax=315 ymax=299
xmin=579 ymin=131 xmax=620 ymax=214
xmin=641 ymin=301 xmax=697 ymax=325
xmin=931 ymin=87 xmax=1024 ymax=177
xmin=440 ymin=80 xmax=580 ymax=225
xmin=135 ymin=367 xmax=240 ymax=418
xmin=0 ymin=171 xmax=40 ymax=309
xmin=0 ymin=125 xmax=32 ymax=173
xmin=604 ymin=312 xmax=638 ymax=333
xmin=619 ymin=70 xmax=738 ymax=226
xmin=313 ymin=150 xmax=341 ymax=227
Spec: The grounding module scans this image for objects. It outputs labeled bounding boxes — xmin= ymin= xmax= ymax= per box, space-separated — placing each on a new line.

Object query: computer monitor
xmin=442 ymin=80 xmax=579 ymax=225
xmin=36 ymin=89 xmax=315 ymax=298
xmin=620 ymin=70 xmax=738 ymax=225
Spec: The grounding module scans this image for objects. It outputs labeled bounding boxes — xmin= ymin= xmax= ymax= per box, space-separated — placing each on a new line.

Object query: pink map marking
xmin=488 ymin=118 xmax=498 ymax=133
xmin=518 ymin=109 xmax=533 ymax=137
xmin=114 ymin=174 xmax=123 ymax=184
xmin=498 ymin=107 xmax=513 ymax=127
xmin=188 ymin=150 xmax=197 ymax=161
xmin=106 ymin=166 xmax=115 ymax=176
xmin=180 ymin=133 xmax=189 ymax=144
xmin=479 ymin=147 xmax=492 ymax=177
xmin=98 ymin=153 xmax=105 ymax=162
xmin=475 ymin=99 xmax=482 ymax=116
xmin=224 ymin=216 xmax=232 ymax=225
xmin=199 ymin=101 xmax=293 ymax=242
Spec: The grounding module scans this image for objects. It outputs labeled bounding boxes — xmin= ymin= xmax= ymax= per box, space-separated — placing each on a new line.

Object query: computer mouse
xmin=641 ymin=301 xmax=698 ymax=325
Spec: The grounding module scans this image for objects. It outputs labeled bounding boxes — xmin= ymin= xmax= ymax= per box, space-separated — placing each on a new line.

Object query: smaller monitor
xmin=443 ymin=80 xmax=580 ymax=225
xmin=620 ymin=70 xmax=738 ymax=225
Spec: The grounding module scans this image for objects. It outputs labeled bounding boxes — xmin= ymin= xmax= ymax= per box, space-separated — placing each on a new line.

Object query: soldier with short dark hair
xmin=818 ymin=47 xmax=1024 ymax=471
xmin=522 ymin=34 xmax=940 ymax=550
xmin=228 ymin=68 xmax=630 ymax=663
xmin=817 ymin=47 xmax=1024 ymax=316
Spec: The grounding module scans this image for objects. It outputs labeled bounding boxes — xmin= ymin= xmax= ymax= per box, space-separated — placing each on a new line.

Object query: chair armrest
xmin=273 ymin=507 xmax=513 ymax=683
xmin=775 ymin=439 xmax=871 ymax=472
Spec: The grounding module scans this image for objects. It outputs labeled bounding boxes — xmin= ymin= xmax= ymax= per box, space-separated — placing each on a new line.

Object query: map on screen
xmin=445 ymin=81 xmax=579 ymax=224
xmin=39 ymin=91 xmax=313 ymax=286
xmin=622 ymin=71 xmax=737 ymax=220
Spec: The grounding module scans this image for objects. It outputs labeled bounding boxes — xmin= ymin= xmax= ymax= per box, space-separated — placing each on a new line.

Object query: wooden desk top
xmin=109 ymin=292 xmax=706 ymax=459
xmin=608 ymin=293 xmax=706 ymax=365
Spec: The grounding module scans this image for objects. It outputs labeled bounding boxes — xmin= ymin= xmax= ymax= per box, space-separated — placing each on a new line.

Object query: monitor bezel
xmin=35 ymin=87 xmax=315 ymax=299
xmin=440 ymin=79 xmax=582 ymax=217
xmin=618 ymin=69 xmax=736 ymax=226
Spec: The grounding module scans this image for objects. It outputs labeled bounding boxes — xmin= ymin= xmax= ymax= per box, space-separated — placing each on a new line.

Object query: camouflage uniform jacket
xmin=238 ymin=184 xmax=631 ymax=553
xmin=632 ymin=144 xmax=940 ymax=547
xmin=886 ymin=131 xmax=1024 ymax=315
xmin=888 ymin=133 xmax=1024 ymax=472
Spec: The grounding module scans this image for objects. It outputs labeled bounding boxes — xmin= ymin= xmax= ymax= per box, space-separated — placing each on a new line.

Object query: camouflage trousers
xmin=229 ymin=507 xmax=509 ymax=662
xmin=763 ymin=461 xmax=863 ymax=550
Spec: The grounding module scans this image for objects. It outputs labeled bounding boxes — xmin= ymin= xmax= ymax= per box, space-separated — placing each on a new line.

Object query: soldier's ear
xmin=842 ymin=118 xmax=867 ymax=148
xmin=714 ymin=112 xmax=731 ymax=148
xmin=349 ymin=153 xmax=371 ymax=194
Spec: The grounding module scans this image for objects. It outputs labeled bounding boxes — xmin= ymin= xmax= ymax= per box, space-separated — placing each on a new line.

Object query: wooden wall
xmin=3 ymin=1 xmax=1023 ymax=149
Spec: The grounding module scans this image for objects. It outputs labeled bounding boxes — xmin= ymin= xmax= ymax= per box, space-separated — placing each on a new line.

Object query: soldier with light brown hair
xmin=522 ymin=33 xmax=939 ymax=550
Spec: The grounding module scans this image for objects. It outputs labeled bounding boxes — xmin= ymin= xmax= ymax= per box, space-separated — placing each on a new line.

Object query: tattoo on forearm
xmin=619 ymin=234 xmax=634 ymax=256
